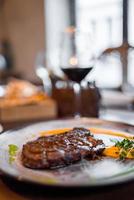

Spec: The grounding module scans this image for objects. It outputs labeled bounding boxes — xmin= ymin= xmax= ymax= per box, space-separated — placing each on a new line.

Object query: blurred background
xmin=0 ymin=0 xmax=133 ymax=84
xmin=0 ymin=0 xmax=134 ymax=123
xmin=0 ymin=0 xmax=45 ymax=81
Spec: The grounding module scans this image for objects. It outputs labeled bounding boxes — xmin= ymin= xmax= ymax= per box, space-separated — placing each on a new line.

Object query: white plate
xmin=0 ymin=118 xmax=134 ymax=188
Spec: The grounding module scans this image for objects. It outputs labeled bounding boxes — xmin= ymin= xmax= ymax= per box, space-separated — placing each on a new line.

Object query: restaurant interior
xmin=0 ymin=0 xmax=134 ymax=199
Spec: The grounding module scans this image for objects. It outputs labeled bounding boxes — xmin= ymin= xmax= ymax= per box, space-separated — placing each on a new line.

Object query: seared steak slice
xmin=21 ymin=127 xmax=105 ymax=169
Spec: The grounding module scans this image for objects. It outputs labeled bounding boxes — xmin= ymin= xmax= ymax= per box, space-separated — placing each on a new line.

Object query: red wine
xmin=61 ymin=67 xmax=93 ymax=83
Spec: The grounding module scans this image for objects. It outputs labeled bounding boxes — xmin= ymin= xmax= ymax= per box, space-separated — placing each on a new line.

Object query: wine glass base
xmin=74 ymin=113 xmax=81 ymax=119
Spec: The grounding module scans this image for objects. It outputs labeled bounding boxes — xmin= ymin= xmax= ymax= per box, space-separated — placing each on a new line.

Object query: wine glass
xmin=60 ymin=27 xmax=95 ymax=117
xmin=35 ymin=52 xmax=52 ymax=96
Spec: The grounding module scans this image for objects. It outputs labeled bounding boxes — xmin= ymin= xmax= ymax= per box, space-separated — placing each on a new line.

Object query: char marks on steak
xmin=21 ymin=127 xmax=105 ymax=169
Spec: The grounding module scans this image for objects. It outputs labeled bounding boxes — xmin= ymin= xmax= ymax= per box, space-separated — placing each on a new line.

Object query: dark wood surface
xmin=52 ymin=85 xmax=100 ymax=117
xmin=1 ymin=173 xmax=134 ymax=200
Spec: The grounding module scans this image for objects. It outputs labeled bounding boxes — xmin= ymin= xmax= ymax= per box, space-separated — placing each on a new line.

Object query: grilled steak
xmin=21 ymin=127 xmax=105 ymax=169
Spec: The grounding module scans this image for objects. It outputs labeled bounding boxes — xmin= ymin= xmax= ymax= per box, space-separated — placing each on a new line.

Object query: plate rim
xmin=2 ymin=117 xmax=134 ymax=136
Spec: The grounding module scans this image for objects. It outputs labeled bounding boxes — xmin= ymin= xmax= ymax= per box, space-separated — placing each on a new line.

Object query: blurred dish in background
xmin=0 ymin=79 xmax=48 ymax=108
xmin=0 ymin=79 xmax=57 ymax=122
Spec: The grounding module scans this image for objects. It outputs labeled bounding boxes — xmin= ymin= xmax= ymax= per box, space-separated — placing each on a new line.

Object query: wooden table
xmin=1 ymin=175 xmax=134 ymax=200
xmin=0 ymin=179 xmax=25 ymax=200
xmin=1 ymin=110 xmax=134 ymax=200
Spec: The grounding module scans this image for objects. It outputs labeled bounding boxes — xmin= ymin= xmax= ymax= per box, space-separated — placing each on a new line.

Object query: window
xmin=128 ymin=0 xmax=134 ymax=86
xmin=76 ymin=0 xmax=122 ymax=51
xmin=76 ymin=0 xmax=134 ymax=89
xmin=76 ymin=0 xmax=123 ymax=88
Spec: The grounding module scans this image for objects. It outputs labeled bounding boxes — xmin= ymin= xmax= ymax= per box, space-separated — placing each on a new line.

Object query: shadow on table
xmin=1 ymin=175 xmax=134 ymax=200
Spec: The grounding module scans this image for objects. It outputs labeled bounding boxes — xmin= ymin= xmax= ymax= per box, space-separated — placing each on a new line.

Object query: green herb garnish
xmin=8 ymin=144 xmax=18 ymax=164
xmin=111 ymin=139 xmax=134 ymax=160
xmin=115 ymin=139 xmax=134 ymax=149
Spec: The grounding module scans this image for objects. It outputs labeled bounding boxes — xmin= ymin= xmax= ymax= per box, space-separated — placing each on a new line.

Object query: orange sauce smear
xmin=40 ymin=128 xmax=70 ymax=136
xmin=103 ymin=146 xmax=134 ymax=159
xmin=40 ymin=127 xmax=134 ymax=139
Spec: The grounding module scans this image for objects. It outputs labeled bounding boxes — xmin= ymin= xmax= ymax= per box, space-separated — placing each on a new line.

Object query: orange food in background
xmin=0 ymin=79 xmax=48 ymax=108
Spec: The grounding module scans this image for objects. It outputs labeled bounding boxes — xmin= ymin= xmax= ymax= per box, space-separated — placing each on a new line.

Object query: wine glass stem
xmin=73 ymin=82 xmax=81 ymax=118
